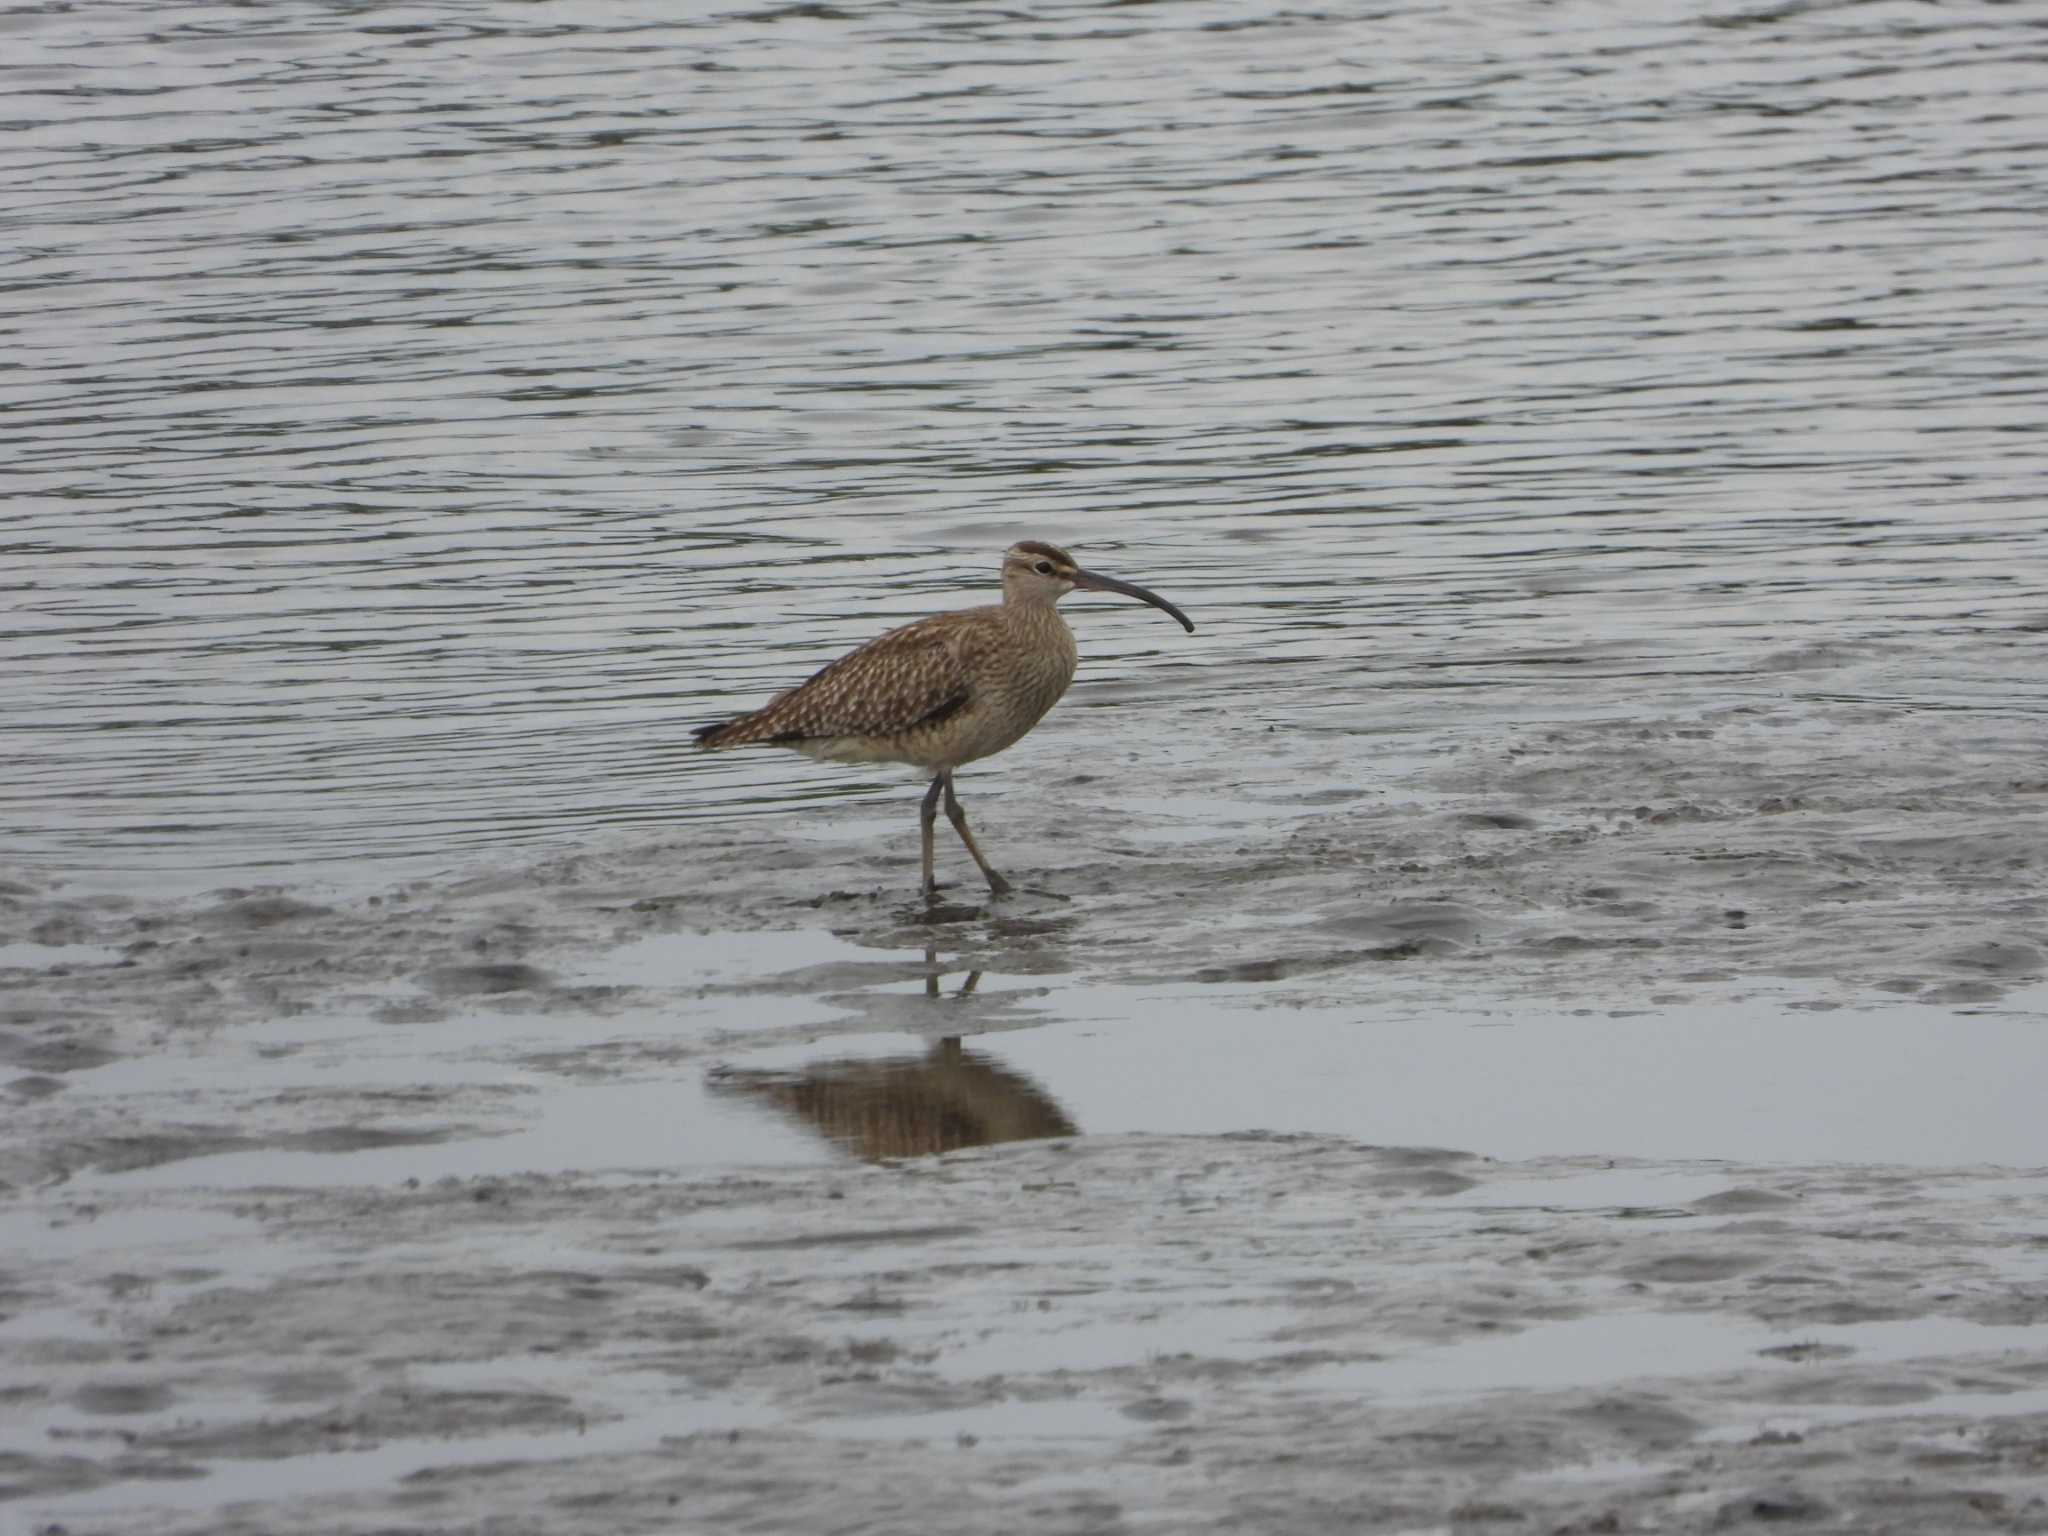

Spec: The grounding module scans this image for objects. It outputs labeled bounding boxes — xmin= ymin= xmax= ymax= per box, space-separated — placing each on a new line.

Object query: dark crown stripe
xmin=1011 ymin=539 xmax=1075 ymax=564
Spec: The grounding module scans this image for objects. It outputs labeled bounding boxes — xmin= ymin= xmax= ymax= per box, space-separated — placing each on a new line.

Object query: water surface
xmin=5 ymin=0 xmax=2043 ymax=895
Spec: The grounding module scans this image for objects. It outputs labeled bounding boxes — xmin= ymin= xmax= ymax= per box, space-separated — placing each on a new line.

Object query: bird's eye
xmin=1034 ymin=561 xmax=1055 ymax=576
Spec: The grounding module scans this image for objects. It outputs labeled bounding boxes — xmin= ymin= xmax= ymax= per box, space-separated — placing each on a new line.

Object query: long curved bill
xmin=1071 ymin=567 xmax=1196 ymax=633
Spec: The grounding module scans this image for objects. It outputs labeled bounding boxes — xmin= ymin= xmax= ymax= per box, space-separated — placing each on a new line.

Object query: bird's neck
xmin=1000 ymin=593 xmax=1070 ymax=630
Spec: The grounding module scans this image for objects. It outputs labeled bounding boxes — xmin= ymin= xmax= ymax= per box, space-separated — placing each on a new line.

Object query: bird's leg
xmin=941 ymin=771 xmax=1013 ymax=897
xmin=919 ymin=775 xmax=945 ymax=897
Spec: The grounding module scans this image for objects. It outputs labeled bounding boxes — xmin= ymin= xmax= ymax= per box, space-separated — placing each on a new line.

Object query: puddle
xmin=922 ymin=984 xmax=2048 ymax=1166
xmin=94 ymin=1071 xmax=832 ymax=1191
xmin=1441 ymin=1167 xmax=1742 ymax=1212
xmin=581 ymin=928 xmax=886 ymax=989
xmin=810 ymin=1394 xmax=1140 ymax=1442
xmin=1302 ymin=1314 xmax=2045 ymax=1401
xmin=61 ymin=981 xmax=862 ymax=1193
xmin=0 ymin=1201 xmax=257 ymax=1271
xmin=78 ymin=1030 xmax=507 ymax=1099
xmin=0 ymin=942 xmax=128 ymax=970
xmin=43 ymin=938 xmax=2048 ymax=1199
xmin=0 ymin=1302 xmax=121 ymax=1350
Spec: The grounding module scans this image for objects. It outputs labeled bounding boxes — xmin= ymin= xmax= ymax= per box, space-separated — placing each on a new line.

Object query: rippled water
xmin=7 ymin=0 xmax=2044 ymax=894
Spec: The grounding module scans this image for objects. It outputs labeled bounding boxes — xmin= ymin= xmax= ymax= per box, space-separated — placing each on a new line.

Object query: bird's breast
xmin=939 ymin=616 xmax=1077 ymax=766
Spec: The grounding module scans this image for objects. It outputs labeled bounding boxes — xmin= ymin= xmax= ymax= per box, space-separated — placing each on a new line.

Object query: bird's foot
xmin=920 ymin=873 xmax=1013 ymax=908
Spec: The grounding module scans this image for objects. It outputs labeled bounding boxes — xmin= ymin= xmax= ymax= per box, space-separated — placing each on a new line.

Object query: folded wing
xmin=693 ymin=616 xmax=975 ymax=749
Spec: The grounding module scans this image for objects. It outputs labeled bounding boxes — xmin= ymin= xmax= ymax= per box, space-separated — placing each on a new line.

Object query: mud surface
xmin=6 ymin=696 xmax=2047 ymax=1534
xmin=7 ymin=1135 xmax=2048 ymax=1534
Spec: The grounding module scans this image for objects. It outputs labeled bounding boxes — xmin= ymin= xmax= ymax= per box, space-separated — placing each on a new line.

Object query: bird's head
xmin=1000 ymin=540 xmax=1194 ymax=632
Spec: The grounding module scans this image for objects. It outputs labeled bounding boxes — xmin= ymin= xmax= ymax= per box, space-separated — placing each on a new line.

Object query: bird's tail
xmin=694 ymin=712 xmax=792 ymax=750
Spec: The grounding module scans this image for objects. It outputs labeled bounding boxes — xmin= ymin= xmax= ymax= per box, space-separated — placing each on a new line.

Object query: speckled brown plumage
xmin=693 ymin=603 xmax=1075 ymax=770
xmin=695 ymin=541 xmax=1194 ymax=898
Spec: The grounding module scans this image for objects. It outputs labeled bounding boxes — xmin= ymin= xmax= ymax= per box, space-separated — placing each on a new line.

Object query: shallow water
xmin=6 ymin=0 xmax=2045 ymax=895
xmin=707 ymin=965 xmax=2048 ymax=1166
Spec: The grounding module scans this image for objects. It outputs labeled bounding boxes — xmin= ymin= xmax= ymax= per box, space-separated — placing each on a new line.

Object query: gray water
xmin=8 ymin=0 xmax=2045 ymax=896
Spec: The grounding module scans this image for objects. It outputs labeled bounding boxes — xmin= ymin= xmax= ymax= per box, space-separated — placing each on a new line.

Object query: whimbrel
xmin=692 ymin=540 xmax=1194 ymax=898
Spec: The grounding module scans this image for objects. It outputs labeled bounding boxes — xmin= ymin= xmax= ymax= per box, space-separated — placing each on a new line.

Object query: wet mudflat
xmin=11 ymin=1131 xmax=2048 ymax=1535
xmin=8 ymin=0 xmax=2048 ymax=1531
xmin=7 ymin=685 xmax=2048 ymax=1533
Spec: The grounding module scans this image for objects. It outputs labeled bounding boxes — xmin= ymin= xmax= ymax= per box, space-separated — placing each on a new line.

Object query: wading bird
xmin=693 ymin=540 xmax=1194 ymax=898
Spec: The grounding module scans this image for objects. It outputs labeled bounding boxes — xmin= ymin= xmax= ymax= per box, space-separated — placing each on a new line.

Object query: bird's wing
xmin=718 ymin=614 xmax=977 ymax=745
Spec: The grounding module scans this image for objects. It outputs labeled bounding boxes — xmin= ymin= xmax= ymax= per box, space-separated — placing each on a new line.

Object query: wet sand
xmin=10 ymin=1136 xmax=2048 ymax=1534
xmin=6 ymin=699 xmax=2047 ymax=1533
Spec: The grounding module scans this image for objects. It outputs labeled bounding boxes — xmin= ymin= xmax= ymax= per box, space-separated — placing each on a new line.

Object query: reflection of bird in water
xmin=691 ymin=540 xmax=1194 ymax=898
xmin=708 ymin=1035 xmax=1077 ymax=1163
